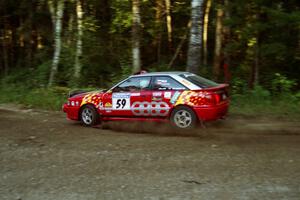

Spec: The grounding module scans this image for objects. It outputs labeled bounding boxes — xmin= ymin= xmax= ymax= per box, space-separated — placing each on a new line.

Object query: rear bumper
xmin=63 ymin=103 xmax=80 ymax=120
xmin=194 ymin=101 xmax=229 ymax=121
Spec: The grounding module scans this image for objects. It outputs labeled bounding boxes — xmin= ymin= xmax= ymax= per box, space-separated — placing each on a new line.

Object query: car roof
xmin=131 ymin=71 xmax=191 ymax=77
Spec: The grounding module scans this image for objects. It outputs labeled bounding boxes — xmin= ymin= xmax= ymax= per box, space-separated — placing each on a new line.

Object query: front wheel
xmin=80 ymin=105 xmax=100 ymax=126
xmin=170 ymin=106 xmax=198 ymax=129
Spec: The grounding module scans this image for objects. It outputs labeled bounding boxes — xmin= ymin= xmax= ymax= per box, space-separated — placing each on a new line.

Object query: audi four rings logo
xmin=131 ymin=101 xmax=170 ymax=116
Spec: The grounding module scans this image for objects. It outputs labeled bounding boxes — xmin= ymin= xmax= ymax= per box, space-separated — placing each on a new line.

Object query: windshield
xmin=180 ymin=74 xmax=219 ymax=88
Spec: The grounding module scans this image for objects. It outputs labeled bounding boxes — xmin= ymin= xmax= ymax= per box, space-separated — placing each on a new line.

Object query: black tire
xmin=170 ymin=106 xmax=198 ymax=129
xmin=80 ymin=105 xmax=100 ymax=126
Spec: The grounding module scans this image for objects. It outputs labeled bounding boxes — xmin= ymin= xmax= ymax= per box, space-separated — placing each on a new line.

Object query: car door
xmin=101 ymin=76 xmax=152 ymax=117
xmin=150 ymin=76 xmax=187 ymax=117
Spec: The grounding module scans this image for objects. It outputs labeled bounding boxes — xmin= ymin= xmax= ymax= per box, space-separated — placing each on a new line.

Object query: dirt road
xmin=0 ymin=105 xmax=300 ymax=200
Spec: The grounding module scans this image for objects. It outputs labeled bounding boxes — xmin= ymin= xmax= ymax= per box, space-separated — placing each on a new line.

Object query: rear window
xmin=152 ymin=76 xmax=186 ymax=90
xmin=180 ymin=74 xmax=219 ymax=88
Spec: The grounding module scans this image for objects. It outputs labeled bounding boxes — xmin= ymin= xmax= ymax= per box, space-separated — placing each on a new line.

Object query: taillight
xmin=214 ymin=94 xmax=221 ymax=104
xmin=204 ymin=93 xmax=216 ymax=105
xmin=204 ymin=93 xmax=223 ymax=105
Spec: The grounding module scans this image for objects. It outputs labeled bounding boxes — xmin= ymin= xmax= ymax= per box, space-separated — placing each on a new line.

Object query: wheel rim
xmin=173 ymin=110 xmax=192 ymax=128
xmin=82 ymin=108 xmax=93 ymax=125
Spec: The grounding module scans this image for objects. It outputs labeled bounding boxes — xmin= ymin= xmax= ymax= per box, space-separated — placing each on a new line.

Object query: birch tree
xmin=165 ymin=0 xmax=172 ymax=49
xmin=155 ymin=0 xmax=163 ymax=63
xmin=186 ymin=0 xmax=204 ymax=74
xmin=74 ymin=0 xmax=83 ymax=80
xmin=203 ymin=0 xmax=212 ymax=66
xmin=213 ymin=4 xmax=224 ymax=80
xmin=132 ymin=0 xmax=141 ymax=73
xmin=48 ymin=0 xmax=65 ymax=87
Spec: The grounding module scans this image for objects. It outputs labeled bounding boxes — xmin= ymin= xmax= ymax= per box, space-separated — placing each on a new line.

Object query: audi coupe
xmin=63 ymin=72 xmax=229 ymax=129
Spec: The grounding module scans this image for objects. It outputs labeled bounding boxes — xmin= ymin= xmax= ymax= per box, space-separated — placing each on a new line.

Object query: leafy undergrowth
xmin=230 ymin=88 xmax=300 ymax=119
xmin=0 ymin=85 xmax=300 ymax=119
xmin=0 ymin=85 xmax=69 ymax=110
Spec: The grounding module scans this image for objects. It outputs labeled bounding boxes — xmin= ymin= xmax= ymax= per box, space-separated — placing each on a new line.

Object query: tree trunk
xmin=203 ymin=0 xmax=212 ymax=66
xmin=155 ymin=0 xmax=163 ymax=64
xmin=47 ymin=0 xmax=56 ymax=27
xmin=297 ymin=29 xmax=300 ymax=61
xmin=254 ymin=43 xmax=259 ymax=86
xmin=48 ymin=0 xmax=64 ymax=87
xmin=74 ymin=0 xmax=83 ymax=80
xmin=248 ymin=42 xmax=259 ymax=89
xmin=1 ymin=5 xmax=10 ymax=76
xmin=213 ymin=5 xmax=224 ymax=80
xmin=132 ymin=0 xmax=141 ymax=73
xmin=165 ymin=0 xmax=172 ymax=50
xmin=67 ymin=13 xmax=74 ymax=46
xmin=168 ymin=21 xmax=191 ymax=68
xmin=223 ymin=0 xmax=231 ymax=83
xmin=1 ymin=29 xmax=9 ymax=76
xmin=186 ymin=0 xmax=204 ymax=74
xmin=249 ymin=11 xmax=262 ymax=89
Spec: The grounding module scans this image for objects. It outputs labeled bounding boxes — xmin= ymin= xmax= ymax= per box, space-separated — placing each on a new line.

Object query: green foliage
xmin=231 ymin=78 xmax=248 ymax=94
xmin=271 ymin=73 xmax=297 ymax=94
xmin=226 ymin=0 xmax=300 ymax=84
xmin=0 ymin=85 xmax=67 ymax=110
xmin=110 ymin=0 xmax=132 ymax=33
xmin=110 ymin=64 xmax=132 ymax=86
xmin=0 ymin=60 xmax=53 ymax=88
xmin=231 ymin=85 xmax=300 ymax=118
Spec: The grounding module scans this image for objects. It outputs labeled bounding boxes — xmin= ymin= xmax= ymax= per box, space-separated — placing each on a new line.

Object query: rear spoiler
xmin=193 ymin=84 xmax=229 ymax=92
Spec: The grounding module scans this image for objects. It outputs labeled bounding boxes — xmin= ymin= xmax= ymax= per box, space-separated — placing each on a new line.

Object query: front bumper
xmin=63 ymin=103 xmax=80 ymax=120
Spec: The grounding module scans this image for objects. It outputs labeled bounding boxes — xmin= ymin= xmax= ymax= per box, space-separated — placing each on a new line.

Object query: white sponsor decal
xmin=180 ymin=79 xmax=191 ymax=86
xmin=112 ymin=93 xmax=131 ymax=110
xmin=164 ymin=92 xmax=172 ymax=99
xmin=153 ymin=92 xmax=162 ymax=97
xmin=131 ymin=93 xmax=141 ymax=97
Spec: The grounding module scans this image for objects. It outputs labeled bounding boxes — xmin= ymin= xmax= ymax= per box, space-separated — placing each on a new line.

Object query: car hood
xmin=70 ymin=90 xmax=106 ymax=99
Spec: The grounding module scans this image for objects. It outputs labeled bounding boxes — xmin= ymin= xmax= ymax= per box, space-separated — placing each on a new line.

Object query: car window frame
xmin=179 ymin=73 xmax=219 ymax=88
xmin=150 ymin=75 xmax=188 ymax=91
xmin=111 ymin=76 xmax=153 ymax=93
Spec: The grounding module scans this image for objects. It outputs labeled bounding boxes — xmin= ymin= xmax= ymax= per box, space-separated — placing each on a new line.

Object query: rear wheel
xmin=170 ymin=106 xmax=197 ymax=129
xmin=80 ymin=105 xmax=100 ymax=126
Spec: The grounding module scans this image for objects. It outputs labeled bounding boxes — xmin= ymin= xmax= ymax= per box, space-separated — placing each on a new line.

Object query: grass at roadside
xmin=0 ymin=85 xmax=299 ymax=119
xmin=0 ymin=85 xmax=68 ymax=110
xmin=230 ymin=93 xmax=300 ymax=119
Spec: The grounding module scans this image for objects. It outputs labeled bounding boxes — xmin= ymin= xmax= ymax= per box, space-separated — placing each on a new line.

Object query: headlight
xmin=71 ymin=101 xmax=75 ymax=106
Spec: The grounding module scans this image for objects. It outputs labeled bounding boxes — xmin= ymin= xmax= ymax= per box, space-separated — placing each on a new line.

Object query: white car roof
xmin=131 ymin=71 xmax=200 ymax=90
xmin=131 ymin=71 xmax=190 ymax=77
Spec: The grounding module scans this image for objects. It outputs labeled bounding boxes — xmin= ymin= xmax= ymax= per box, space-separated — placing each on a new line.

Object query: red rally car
xmin=63 ymin=72 xmax=229 ymax=129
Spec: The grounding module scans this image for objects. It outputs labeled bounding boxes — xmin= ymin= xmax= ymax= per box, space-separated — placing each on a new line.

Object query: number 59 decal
xmin=112 ymin=93 xmax=131 ymax=110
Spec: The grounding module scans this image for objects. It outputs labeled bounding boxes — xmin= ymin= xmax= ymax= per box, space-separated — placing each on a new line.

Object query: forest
xmin=0 ymin=0 xmax=299 ymax=116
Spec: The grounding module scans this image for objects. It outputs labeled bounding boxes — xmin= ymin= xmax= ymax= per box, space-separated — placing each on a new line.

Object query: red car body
xmin=63 ymin=72 xmax=229 ymax=128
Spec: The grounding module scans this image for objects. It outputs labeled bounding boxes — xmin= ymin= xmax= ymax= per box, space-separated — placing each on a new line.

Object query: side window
xmin=113 ymin=77 xmax=151 ymax=92
xmin=152 ymin=76 xmax=186 ymax=90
